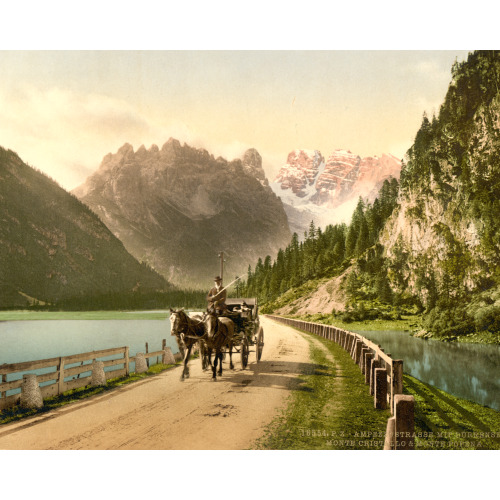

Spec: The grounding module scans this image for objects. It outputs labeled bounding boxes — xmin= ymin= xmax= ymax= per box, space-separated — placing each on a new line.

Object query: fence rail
xmin=0 ymin=341 xmax=177 ymax=412
xmin=265 ymin=315 xmax=415 ymax=450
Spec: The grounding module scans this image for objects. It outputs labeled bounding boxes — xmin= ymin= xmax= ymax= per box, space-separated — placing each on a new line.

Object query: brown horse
xmin=203 ymin=310 xmax=235 ymax=381
xmin=169 ymin=308 xmax=207 ymax=381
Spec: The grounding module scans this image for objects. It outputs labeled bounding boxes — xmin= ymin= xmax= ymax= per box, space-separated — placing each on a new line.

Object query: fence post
xmin=394 ymin=395 xmax=415 ymax=450
xmin=351 ymin=336 xmax=359 ymax=358
xmin=125 ymin=346 xmax=130 ymax=376
xmin=91 ymin=360 xmax=106 ymax=387
xmin=374 ymin=368 xmax=388 ymax=409
xmin=384 ymin=417 xmax=396 ymax=450
xmin=163 ymin=347 xmax=175 ymax=365
xmin=58 ymin=357 xmax=65 ymax=395
xmin=364 ymin=353 xmax=373 ymax=385
xmin=135 ymin=353 xmax=148 ymax=373
xmin=392 ymin=360 xmax=404 ymax=412
xmin=361 ymin=347 xmax=370 ymax=373
xmin=370 ymin=359 xmax=380 ymax=396
xmin=354 ymin=340 xmax=363 ymax=364
xmin=1 ymin=373 xmax=7 ymax=399
xmin=145 ymin=342 xmax=149 ymax=368
xmin=20 ymin=374 xmax=43 ymax=409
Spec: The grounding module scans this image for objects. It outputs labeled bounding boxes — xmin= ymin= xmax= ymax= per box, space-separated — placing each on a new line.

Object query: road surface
xmin=0 ymin=317 xmax=315 ymax=450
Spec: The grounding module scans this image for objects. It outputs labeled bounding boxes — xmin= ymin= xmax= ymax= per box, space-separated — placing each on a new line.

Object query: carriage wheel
xmin=240 ymin=337 xmax=249 ymax=369
xmin=256 ymin=327 xmax=264 ymax=362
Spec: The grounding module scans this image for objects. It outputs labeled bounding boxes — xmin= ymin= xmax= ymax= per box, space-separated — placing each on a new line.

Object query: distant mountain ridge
xmin=270 ymin=149 xmax=401 ymax=235
xmin=73 ymin=139 xmax=291 ymax=287
xmin=0 ymin=146 xmax=169 ymax=308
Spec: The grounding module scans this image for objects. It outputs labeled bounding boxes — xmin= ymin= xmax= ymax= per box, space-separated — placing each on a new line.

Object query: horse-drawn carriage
xmin=211 ymin=298 xmax=264 ymax=368
xmin=170 ymin=297 xmax=264 ymax=381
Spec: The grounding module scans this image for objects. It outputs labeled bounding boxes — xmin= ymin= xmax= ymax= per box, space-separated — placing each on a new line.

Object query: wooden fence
xmin=265 ymin=315 xmax=415 ymax=450
xmin=0 ymin=341 xmax=172 ymax=412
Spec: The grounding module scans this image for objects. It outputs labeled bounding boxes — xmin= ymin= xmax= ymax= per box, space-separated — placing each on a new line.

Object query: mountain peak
xmin=242 ymin=148 xmax=268 ymax=186
xmin=274 ymin=149 xmax=325 ymax=197
xmin=73 ymin=139 xmax=289 ymax=286
xmin=117 ymin=143 xmax=134 ymax=156
xmin=273 ymin=147 xmax=400 ymax=209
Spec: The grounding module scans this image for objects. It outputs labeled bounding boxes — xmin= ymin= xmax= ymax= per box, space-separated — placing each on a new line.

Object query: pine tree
xmin=355 ymin=214 xmax=370 ymax=256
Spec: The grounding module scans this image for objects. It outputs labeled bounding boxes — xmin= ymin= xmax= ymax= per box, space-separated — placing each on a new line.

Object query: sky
xmin=0 ymin=50 xmax=471 ymax=190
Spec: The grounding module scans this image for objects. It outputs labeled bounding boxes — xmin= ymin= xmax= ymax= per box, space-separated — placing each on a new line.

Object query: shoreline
xmin=281 ymin=313 xmax=500 ymax=345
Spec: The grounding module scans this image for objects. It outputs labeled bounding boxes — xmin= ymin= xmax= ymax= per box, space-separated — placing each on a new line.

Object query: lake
xmin=0 ymin=316 xmax=179 ymax=393
xmin=354 ymin=329 xmax=500 ymax=411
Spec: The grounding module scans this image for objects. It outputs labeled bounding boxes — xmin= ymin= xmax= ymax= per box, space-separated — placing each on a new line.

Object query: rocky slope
xmin=381 ymin=52 xmax=500 ymax=305
xmin=271 ymin=149 xmax=400 ymax=235
xmin=0 ymin=147 xmax=169 ymax=308
xmin=73 ymin=140 xmax=291 ymax=287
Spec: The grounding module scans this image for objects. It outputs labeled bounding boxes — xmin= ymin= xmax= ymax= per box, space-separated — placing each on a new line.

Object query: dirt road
xmin=0 ymin=317 xmax=313 ymax=450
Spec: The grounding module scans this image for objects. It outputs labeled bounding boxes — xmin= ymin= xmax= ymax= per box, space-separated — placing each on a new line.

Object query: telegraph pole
xmin=218 ymin=251 xmax=224 ymax=283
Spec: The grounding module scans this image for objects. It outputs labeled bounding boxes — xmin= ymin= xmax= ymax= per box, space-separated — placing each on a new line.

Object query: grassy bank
xmin=281 ymin=312 xmax=499 ymax=344
xmin=253 ymin=331 xmax=391 ymax=450
xmin=403 ymin=374 xmax=500 ymax=450
xmin=254 ymin=326 xmax=500 ymax=450
xmin=296 ymin=312 xmax=419 ymax=332
xmin=0 ymin=310 xmax=170 ymax=321
xmin=0 ymin=360 xmax=181 ymax=425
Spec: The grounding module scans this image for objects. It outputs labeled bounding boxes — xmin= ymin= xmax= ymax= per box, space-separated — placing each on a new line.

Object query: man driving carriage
xmin=207 ymin=276 xmax=250 ymax=333
xmin=207 ymin=276 xmax=227 ymax=314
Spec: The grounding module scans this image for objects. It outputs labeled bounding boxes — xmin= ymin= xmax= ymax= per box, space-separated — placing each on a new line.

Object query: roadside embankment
xmin=261 ymin=317 xmax=500 ymax=450
xmin=254 ymin=323 xmax=391 ymax=450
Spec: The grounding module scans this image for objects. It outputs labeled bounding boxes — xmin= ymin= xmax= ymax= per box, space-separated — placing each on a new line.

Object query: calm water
xmin=355 ymin=329 xmax=500 ymax=411
xmin=0 ymin=318 xmax=178 ymax=392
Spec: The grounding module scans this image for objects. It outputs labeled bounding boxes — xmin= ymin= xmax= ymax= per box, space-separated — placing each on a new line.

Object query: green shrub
xmin=474 ymin=305 xmax=500 ymax=332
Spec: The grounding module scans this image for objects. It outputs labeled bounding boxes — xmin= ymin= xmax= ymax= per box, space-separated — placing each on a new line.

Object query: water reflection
xmin=355 ymin=330 xmax=500 ymax=411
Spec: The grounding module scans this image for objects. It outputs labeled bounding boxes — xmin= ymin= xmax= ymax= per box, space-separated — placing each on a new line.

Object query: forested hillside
xmin=242 ymin=178 xmax=399 ymax=310
xmin=382 ymin=50 xmax=500 ymax=338
xmin=0 ymin=147 xmax=170 ymax=308
xmin=242 ymin=50 xmax=500 ymax=342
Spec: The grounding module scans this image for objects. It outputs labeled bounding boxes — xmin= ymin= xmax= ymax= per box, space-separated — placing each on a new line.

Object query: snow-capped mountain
xmin=270 ymin=149 xmax=401 ymax=236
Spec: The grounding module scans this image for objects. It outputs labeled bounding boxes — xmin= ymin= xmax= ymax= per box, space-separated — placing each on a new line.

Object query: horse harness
xmin=173 ymin=312 xmax=206 ymax=342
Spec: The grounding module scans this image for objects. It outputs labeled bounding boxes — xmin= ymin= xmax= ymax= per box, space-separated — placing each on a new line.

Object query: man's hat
xmin=214 ymin=276 xmax=222 ymax=282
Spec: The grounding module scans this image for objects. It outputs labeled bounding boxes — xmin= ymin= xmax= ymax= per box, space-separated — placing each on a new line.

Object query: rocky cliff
xmin=73 ymin=139 xmax=291 ymax=287
xmin=271 ymin=148 xmax=400 ymax=235
xmin=381 ymin=51 xmax=500 ymax=325
xmin=0 ymin=147 xmax=169 ymax=307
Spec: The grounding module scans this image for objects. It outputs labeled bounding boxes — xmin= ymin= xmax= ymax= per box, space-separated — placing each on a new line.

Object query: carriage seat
xmin=219 ymin=304 xmax=251 ymax=332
